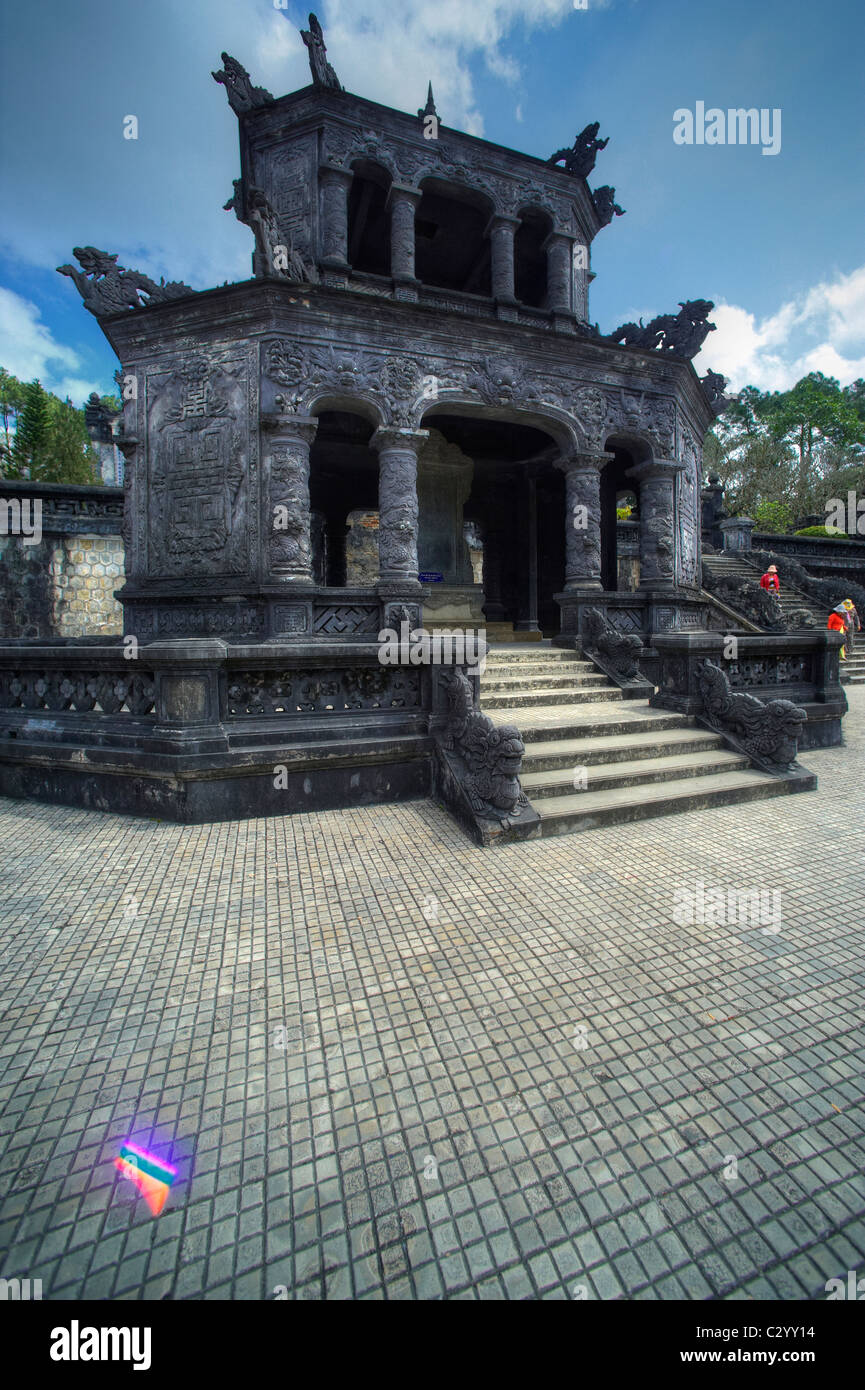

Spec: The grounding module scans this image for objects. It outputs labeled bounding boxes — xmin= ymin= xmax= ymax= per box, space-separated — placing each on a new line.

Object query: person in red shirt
xmin=760 ymin=565 xmax=780 ymax=592
xmin=828 ymin=605 xmax=848 ymax=659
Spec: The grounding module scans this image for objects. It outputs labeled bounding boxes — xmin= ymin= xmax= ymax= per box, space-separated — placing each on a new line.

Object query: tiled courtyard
xmin=0 ymin=690 xmax=863 ymax=1301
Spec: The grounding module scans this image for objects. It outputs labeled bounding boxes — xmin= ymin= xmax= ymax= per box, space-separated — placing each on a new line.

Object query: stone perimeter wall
xmin=0 ymin=482 xmax=124 ymax=639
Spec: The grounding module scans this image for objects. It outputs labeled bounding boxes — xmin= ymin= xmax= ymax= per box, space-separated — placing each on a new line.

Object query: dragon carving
xmin=582 ymin=608 xmax=643 ymax=681
xmin=547 ymin=122 xmax=609 ymax=178
xmin=609 ymin=300 xmax=716 ymax=358
xmin=57 ymin=247 xmax=193 ymax=316
xmin=698 ymin=661 xmax=807 ymax=772
xmin=441 ymin=671 xmax=529 ymax=825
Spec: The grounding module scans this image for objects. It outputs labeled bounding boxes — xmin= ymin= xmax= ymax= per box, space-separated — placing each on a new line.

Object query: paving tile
xmin=0 ymin=689 xmax=863 ymax=1302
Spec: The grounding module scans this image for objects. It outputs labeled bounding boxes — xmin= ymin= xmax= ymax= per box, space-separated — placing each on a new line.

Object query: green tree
xmin=40 ymin=397 xmax=99 ymax=484
xmin=762 ymin=373 xmax=865 ymax=509
xmin=10 ymin=379 xmax=52 ymax=478
xmin=0 ymin=367 xmax=103 ymax=483
xmin=0 ymin=367 xmax=26 ymax=469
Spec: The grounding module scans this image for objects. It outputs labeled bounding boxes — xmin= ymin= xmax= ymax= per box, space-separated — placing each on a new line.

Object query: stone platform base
xmin=0 ymin=727 xmax=432 ymax=823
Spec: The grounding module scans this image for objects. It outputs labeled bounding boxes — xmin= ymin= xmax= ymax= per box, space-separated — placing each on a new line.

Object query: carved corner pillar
xmin=371 ymin=427 xmax=428 ymax=594
xmin=543 ymin=231 xmax=576 ymax=328
xmin=387 ymin=186 xmax=422 ymax=300
xmin=263 ymin=416 xmax=318 ymax=585
xmin=116 ymin=434 xmax=141 ymax=583
xmin=557 ymin=451 xmax=613 ymax=591
xmin=486 ymin=215 xmax=519 ymax=308
xmin=628 ymin=457 xmax=684 ymax=591
xmin=318 ymin=165 xmax=353 ymax=278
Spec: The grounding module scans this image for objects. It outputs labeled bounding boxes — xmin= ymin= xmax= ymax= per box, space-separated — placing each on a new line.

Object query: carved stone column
xmin=264 ymin=416 xmax=318 ymax=584
xmin=557 ymin=452 xmax=611 ymax=591
xmin=486 ymin=215 xmax=519 ymax=305
xmin=319 ymin=165 xmax=353 ymax=274
xmin=543 ymin=231 xmax=575 ymax=320
xmin=388 ymin=185 xmax=421 ymax=295
xmin=628 ymin=458 xmax=684 ymax=590
xmin=371 ymin=427 xmax=428 ymax=592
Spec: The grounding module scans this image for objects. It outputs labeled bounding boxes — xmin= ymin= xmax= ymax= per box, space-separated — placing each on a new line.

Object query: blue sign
xmin=418 ymin=571 xmax=444 ymax=583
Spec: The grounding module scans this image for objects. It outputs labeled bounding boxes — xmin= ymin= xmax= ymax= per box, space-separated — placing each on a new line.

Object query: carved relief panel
xmin=145 ymin=351 xmax=255 ymax=581
xmin=252 ymin=133 xmax=318 ymax=260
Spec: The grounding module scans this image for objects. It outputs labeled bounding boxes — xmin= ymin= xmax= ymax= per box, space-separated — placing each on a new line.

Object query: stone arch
xmin=301 ymin=391 xmax=386 ymax=430
xmin=420 ymin=397 xmax=578 ymax=456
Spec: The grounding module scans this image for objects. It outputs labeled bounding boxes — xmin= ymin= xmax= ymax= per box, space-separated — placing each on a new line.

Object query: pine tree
xmin=11 ymin=379 xmax=52 ymax=478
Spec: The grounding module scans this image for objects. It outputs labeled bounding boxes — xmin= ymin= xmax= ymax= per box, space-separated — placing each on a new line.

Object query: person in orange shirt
xmin=828 ymin=604 xmax=848 ymax=659
xmin=760 ymin=564 xmax=780 ymax=592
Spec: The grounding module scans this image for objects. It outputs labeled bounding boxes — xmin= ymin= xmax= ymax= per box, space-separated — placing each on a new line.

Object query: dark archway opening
xmin=414 ymin=183 xmax=492 ymax=296
xmin=422 ymin=411 xmax=560 ymax=632
xmin=514 ymin=209 xmax=551 ymax=308
xmin=309 ymin=411 xmax=379 ymax=587
xmin=347 ymin=163 xmax=391 ymax=278
xmin=601 ymin=450 xmax=642 ymax=591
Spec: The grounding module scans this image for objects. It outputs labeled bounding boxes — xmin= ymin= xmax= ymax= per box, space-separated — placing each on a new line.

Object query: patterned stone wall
xmin=53 ymin=535 xmax=124 ymax=636
xmin=0 ymin=533 xmax=124 ymax=638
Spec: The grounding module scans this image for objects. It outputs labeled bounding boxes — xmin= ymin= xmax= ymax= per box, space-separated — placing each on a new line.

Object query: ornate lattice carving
xmin=313 ymin=605 xmax=380 ymax=635
xmin=225 ymin=667 xmax=419 ymax=715
xmin=0 ymin=669 xmax=156 ymax=716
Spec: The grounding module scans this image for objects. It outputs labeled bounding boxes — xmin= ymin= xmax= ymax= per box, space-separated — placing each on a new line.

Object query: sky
xmin=0 ymin=0 xmax=863 ymax=405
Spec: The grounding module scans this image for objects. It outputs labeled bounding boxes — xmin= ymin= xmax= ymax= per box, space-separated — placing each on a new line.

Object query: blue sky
xmin=1 ymin=0 xmax=863 ymax=404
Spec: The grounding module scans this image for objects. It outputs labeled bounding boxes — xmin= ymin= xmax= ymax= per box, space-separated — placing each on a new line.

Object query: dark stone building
xmin=0 ymin=17 xmax=842 ymax=834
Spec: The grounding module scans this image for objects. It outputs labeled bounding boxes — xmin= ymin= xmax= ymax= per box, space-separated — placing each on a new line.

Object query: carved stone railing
xmin=0 ymin=641 xmax=155 ymax=717
xmin=580 ymin=605 xmax=653 ymax=697
xmin=430 ymin=666 xmax=540 ymax=847
xmin=0 ymin=480 xmax=124 ymax=537
xmin=649 ymin=630 xmax=846 ymax=755
xmin=753 ymin=531 xmax=865 ymax=582
xmin=0 ymin=635 xmax=544 ymax=838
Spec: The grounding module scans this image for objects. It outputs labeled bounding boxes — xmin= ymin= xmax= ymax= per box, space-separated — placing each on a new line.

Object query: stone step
xmin=535 ymin=767 xmax=808 ymax=837
xmin=483 ymin=660 xmax=596 ymax=677
xmin=484 ymin=625 xmax=543 ymax=643
xmin=484 ymin=648 xmax=585 ymax=665
xmin=481 ymin=672 xmax=611 ymax=693
xmin=520 ymin=725 xmax=725 ymax=772
xmin=521 ymin=747 xmax=750 ymax=798
xmin=489 ymin=701 xmax=691 ymax=742
xmin=482 ymin=685 xmax=623 ymax=710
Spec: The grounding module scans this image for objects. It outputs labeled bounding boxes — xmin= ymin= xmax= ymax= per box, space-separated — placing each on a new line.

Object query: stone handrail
xmin=649 ymin=630 xmax=846 ymax=759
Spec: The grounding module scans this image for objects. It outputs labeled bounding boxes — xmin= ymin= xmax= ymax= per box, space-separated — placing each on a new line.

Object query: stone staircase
xmin=482 ymin=644 xmax=813 ymax=838
xmin=703 ymin=553 xmax=865 ymax=684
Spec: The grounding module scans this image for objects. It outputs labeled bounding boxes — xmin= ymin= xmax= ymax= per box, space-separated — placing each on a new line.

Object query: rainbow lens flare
xmin=114 ymin=1142 xmax=177 ymax=1216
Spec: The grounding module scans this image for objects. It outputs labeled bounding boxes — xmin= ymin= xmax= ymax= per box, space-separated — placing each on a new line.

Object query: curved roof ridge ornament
xmin=301 ymin=13 xmax=343 ymax=90
xmin=547 ymin=122 xmax=609 ymax=178
xmin=211 ymin=52 xmax=274 ymax=115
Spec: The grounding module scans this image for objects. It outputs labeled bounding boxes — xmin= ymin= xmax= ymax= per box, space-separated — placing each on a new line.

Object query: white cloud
xmin=695 ymin=265 xmax=865 ymax=391
xmin=0 ymin=288 xmax=102 ymax=402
